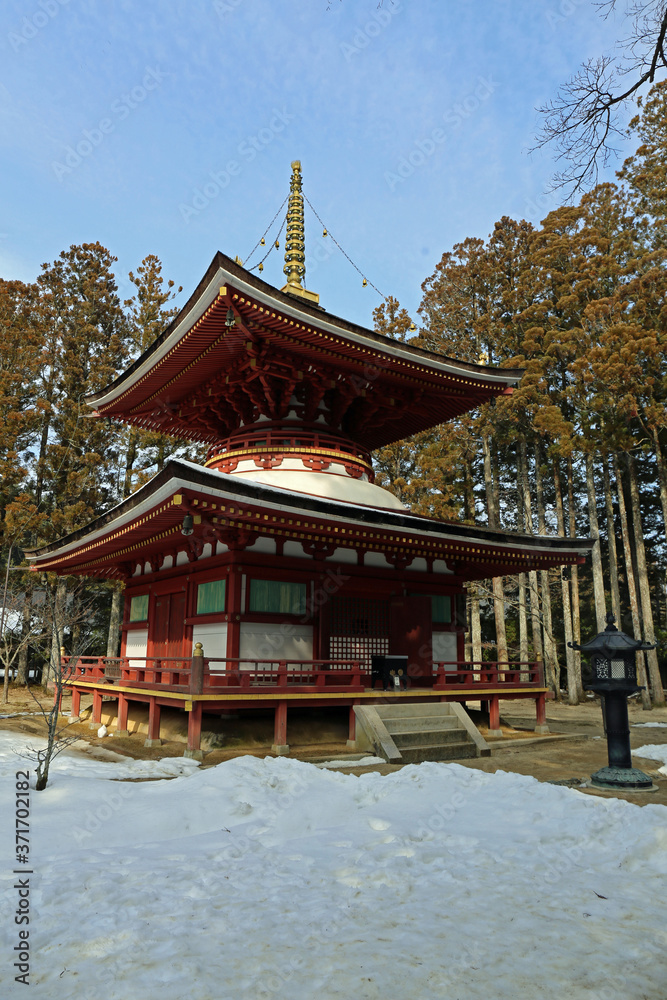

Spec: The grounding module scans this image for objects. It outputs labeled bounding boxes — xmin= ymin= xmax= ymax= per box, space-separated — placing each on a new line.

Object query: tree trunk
xmin=651 ymin=426 xmax=667 ymax=539
xmin=535 ymin=443 xmax=558 ymax=696
xmin=612 ymin=453 xmax=652 ymax=710
xmin=566 ymin=455 xmax=583 ymax=699
xmin=470 ymin=585 xmax=482 ymax=666
xmin=517 ymin=574 xmax=529 ymax=664
xmin=16 ymin=586 xmax=32 ymax=685
xmin=515 ymin=448 xmax=529 ymax=668
xmin=584 ymin=452 xmax=608 ymax=631
xmin=46 ymin=577 xmax=67 ymax=688
xmin=627 ymin=453 xmax=665 ymax=706
xmin=602 ymin=455 xmax=622 ymax=623
xmin=123 ymin=427 xmax=140 ymax=497
xmin=518 ymin=441 xmax=543 ymax=677
xmin=483 ymin=435 xmax=508 ymax=663
xmin=107 ymin=587 xmax=123 ymax=657
xmin=554 ymin=460 xmax=579 ymax=703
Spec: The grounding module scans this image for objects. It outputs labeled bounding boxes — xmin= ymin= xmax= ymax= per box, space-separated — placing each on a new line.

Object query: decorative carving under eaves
xmin=302 ymin=455 xmax=331 ymax=472
xmin=302 ymin=539 xmax=337 ymax=559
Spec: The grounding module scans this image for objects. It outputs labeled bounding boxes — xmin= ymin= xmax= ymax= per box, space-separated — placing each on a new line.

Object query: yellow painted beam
xmin=65 ymin=680 xmax=546 ymax=703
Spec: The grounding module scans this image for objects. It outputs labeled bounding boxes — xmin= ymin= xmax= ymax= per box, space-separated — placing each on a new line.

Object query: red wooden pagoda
xmin=28 ymin=162 xmax=593 ymax=757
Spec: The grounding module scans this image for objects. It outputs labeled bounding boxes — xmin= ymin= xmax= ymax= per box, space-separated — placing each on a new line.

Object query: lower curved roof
xmin=26 ymin=459 xmax=593 ymax=582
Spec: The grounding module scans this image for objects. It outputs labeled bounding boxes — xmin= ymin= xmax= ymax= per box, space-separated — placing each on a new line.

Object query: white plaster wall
xmin=364 ymin=551 xmax=392 ymax=569
xmin=191 ymin=622 xmax=228 ymax=668
xmin=432 ymin=632 xmax=458 ymax=668
xmin=239 ymin=622 xmax=314 ymax=665
xmin=125 ymin=628 xmax=148 ymax=667
xmin=408 ymin=557 xmax=428 ymax=572
xmin=325 ymin=546 xmax=357 ymax=564
xmin=433 ymin=559 xmax=453 ymax=574
xmin=283 ymin=540 xmax=307 ymax=559
xmin=252 ymin=537 xmax=276 ymax=555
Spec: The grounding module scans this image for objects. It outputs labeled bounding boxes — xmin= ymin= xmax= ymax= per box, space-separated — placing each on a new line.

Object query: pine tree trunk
xmin=518 ymin=441 xmax=543 ymax=679
xmin=612 ymin=453 xmax=651 ymax=710
xmin=464 ymin=606 xmax=472 ymax=663
xmin=123 ymin=427 xmax=139 ymax=497
xmin=46 ymin=577 xmax=67 ymax=688
xmin=627 ymin=453 xmax=665 ymax=706
xmin=515 ymin=448 xmax=529 ymax=668
xmin=585 ymin=452 xmax=608 ymax=631
xmin=482 ymin=436 xmax=508 ymax=663
xmin=554 ymin=460 xmax=578 ymax=703
xmin=16 ymin=587 xmax=32 ymax=685
xmin=566 ymin=456 xmax=583 ymax=699
xmin=107 ymin=587 xmax=123 ymax=657
xmin=651 ymin=427 xmax=667 ymax=538
xmin=602 ymin=455 xmax=622 ymax=622
xmin=535 ymin=444 xmax=559 ymax=696
xmin=491 ymin=577 xmax=508 ymax=663
xmin=470 ymin=585 xmax=482 ymax=666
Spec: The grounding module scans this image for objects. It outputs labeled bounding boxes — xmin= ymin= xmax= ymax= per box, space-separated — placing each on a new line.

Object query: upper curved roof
xmin=88 ymin=252 xmax=523 ymax=451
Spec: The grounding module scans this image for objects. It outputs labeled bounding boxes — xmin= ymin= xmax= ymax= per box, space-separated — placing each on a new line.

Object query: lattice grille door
xmin=328 ymin=596 xmax=389 ymax=667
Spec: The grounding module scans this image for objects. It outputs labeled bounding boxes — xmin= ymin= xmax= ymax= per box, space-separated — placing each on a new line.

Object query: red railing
xmin=433 ymin=661 xmax=544 ymax=687
xmin=62 ymin=656 xmax=543 ymax=693
xmin=62 ymin=656 xmax=366 ymax=692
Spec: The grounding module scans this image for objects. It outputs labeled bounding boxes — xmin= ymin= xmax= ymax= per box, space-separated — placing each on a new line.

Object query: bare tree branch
xmin=534 ymin=1 xmax=667 ymax=195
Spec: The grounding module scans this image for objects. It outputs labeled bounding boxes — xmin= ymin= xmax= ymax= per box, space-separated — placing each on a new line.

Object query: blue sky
xmin=0 ymin=0 xmax=630 ymax=328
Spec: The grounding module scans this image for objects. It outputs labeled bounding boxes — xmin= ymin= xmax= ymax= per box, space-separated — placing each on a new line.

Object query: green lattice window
xmin=249 ymin=579 xmax=306 ymax=615
xmin=129 ymin=594 xmax=149 ymax=622
xmin=197 ymin=579 xmax=226 ymax=614
xmin=431 ymin=595 xmax=451 ymax=623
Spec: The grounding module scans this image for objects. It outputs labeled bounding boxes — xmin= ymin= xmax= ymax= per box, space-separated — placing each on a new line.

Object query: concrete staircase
xmin=353 ymin=702 xmax=490 ymax=764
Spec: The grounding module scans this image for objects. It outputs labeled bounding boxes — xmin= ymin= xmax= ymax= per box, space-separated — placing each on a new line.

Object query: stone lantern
xmin=570 ymin=612 xmax=655 ymax=790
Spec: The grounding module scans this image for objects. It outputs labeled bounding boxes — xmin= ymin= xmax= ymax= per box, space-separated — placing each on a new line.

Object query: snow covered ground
xmin=1 ymin=731 xmax=666 ymax=1000
xmin=634 ymin=745 xmax=667 ymax=776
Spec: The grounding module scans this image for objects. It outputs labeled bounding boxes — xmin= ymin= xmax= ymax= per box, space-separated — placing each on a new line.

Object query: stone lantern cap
xmin=569 ymin=612 xmax=655 ymax=659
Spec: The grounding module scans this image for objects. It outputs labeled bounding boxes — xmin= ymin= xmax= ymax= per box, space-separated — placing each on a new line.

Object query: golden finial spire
xmin=281 ymin=160 xmax=319 ymax=305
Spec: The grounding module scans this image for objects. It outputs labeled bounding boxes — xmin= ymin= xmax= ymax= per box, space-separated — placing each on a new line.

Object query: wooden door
xmin=389 ymin=596 xmax=432 ymax=684
xmin=151 ymin=591 xmax=186 ymax=659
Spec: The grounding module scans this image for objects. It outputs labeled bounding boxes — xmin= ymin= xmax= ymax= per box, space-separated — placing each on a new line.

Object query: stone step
xmin=375 ymin=703 xmax=456 ymax=719
xmin=398 ymin=741 xmax=478 ymax=763
xmin=382 ymin=716 xmax=460 ymax=734
xmin=392 ymin=728 xmax=467 ymax=748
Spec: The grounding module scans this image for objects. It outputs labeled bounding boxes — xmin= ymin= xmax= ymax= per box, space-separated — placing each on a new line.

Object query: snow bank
xmin=1 ymin=731 xmax=666 ymax=999
xmin=633 ymin=744 xmax=667 ymax=775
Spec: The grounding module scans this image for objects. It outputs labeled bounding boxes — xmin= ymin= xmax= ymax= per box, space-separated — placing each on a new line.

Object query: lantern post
xmin=569 ymin=612 xmax=655 ymax=790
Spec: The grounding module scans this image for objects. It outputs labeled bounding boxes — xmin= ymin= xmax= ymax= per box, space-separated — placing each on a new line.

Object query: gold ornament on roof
xmin=280 ymin=160 xmax=319 ymax=305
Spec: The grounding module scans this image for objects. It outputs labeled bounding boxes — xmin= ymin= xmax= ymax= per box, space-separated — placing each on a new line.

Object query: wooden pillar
xmin=185 ymin=701 xmax=203 ymax=760
xmin=89 ymin=688 xmax=103 ymax=728
xmin=488 ymin=695 xmax=502 ymax=737
xmin=190 ymin=642 xmax=204 ymax=694
xmin=114 ymin=693 xmax=129 ymax=737
xmin=535 ymin=693 xmax=549 ymax=734
xmin=347 ymin=704 xmax=356 ymax=748
xmin=272 ymin=701 xmax=289 ymax=755
xmin=145 ymin=697 xmax=162 ymax=747
xmin=226 ymin=563 xmax=242 ymax=675
xmin=70 ymin=687 xmax=81 ymax=721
